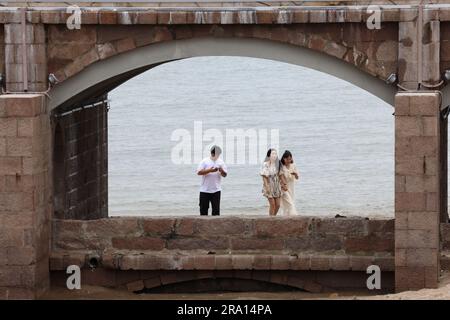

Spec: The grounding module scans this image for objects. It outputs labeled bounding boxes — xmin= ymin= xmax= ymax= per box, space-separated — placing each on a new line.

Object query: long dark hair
xmin=266 ymin=148 xmax=281 ymax=173
xmin=281 ymin=150 xmax=293 ymax=165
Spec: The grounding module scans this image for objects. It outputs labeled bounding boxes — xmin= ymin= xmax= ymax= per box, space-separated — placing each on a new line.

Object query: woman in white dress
xmin=280 ymin=150 xmax=300 ymax=216
xmin=260 ymin=148 xmax=283 ymax=216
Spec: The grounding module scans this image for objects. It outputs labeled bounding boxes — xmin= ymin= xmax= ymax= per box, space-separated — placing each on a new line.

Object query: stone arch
xmin=129 ymin=270 xmax=324 ymax=294
xmin=48 ymin=36 xmax=396 ymax=111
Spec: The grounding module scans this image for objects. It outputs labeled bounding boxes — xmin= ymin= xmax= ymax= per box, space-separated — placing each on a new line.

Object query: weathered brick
xmin=424 ymin=266 xmax=439 ymax=288
xmin=85 ymin=218 xmax=140 ymax=238
xmin=99 ymin=11 xmax=118 ymax=24
xmin=0 ymin=119 xmax=17 ymax=137
xmin=157 ymin=12 xmax=170 ymax=24
xmin=409 ymin=94 xmax=439 ymax=116
xmin=310 ymin=256 xmax=331 ymax=270
xmin=395 ymin=230 xmax=438 ymax=249
xmin=0 ymin=192 xmax=33 ymax=211
xmin=407 ymin=211 xmax=438 ymax=230
xmin=0 ymin=157 xmax=21 ymax=175
xmin=256 ymin=11 xmax=274 ymax=24
xmin=6 ymin=137 xmax=32 ymax=157
xmin=231 ymin=238 xmax=284 ymax=251
xmin=118 ymin=12 xmax=137 ymax=25
xmin=142 ymin=218 xmax=174 ymax=236
xmin=271 ymin=255 xmax=290 ymax=270
xmin=174 ymin=218 xmax=194 ymax=236
xmin=17 ymin=118 xmax=40 ymax=137
xmin=395 ymin=266 xmax=425 ymax=290
xmin=350 ymin=256 xmax=373 ymax=271
xmin=395 ymin=192 xmax=426 ymax=212
xmin=395 ymin=116 xmax=422 ymax=137
xmin=168 ymin=12 xmax=187 ymax=24
xmin=289 ymin=254 xmax=311 ymax=270
xmin=405 ymin=175 xmax=437 ymax=193
xmin=0 ymin=228 xmax=24 ymax=247
xmin=426 ymin=192 xmax=438 ymax=211
xmin=313 ymin=218 xmax=366 ymax=235
xmin=293 ymin=10 xmax=309 ymax=23
xmin=194 ymin=217 xmax=248 ymax=235
xmin=127 ymin=11 xmax=153 ymax=24
xmin=309 ymin=10 xmax=327 ymax=23
xmin=232 ymin=255 xmax=253 ymax=270
xmin=214 ymin=255 xmax=232 ymax=270
xmin=112 ymin=237 xmax=165 ymax=251
xmin=193 ymin=255 xmax=215 ymax=270
xmin=3 ymin=95 xmax=44 ymax=118
xmin=167 ymin=237 xmax=228 ymax=250
xmin=253 ymin=255 xmax=272 ymax=270
xmin=330 ymin=256 xmax=350 ymax=271
xmin=81 ymin=10 xmax=99 ymax=24
xmin=395 ymin=157 xmax=424 ymax=176
xmin=113 ymin=38 xmax=136 ymax=54
xmin=96 ymin=43 xmax=116 ymax=60
xmin=255 ymin=218 xmax=309 ymax=237
xmin=395 ymin=94 xmax=410 ymax=115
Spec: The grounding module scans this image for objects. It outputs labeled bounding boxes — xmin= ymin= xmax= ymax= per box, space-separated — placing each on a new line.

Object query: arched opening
xmin=137 ymin=277 xmax=309 ymax=294
xmin=106 ymin=57 xmax=393 ymax=217
xmin=49 ymin=37 xmax=395 ymax=220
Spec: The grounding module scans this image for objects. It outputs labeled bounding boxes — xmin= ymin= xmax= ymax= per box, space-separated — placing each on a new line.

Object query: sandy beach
xmin=41 ymin=272 xmax=450 ymax=300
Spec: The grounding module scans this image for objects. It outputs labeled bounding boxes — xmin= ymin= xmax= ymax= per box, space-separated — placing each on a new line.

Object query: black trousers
xmin=199 ymin=191 xmax=221 ymax=216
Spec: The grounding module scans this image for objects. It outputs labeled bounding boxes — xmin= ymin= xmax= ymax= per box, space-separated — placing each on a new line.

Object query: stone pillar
xmin=398 ymin=16 xmax=419 ymax=90
xmin=0 ymin=94 xmax=51 ymax=299
xmin=4 ymin=22 xmax=47 ymax=92
xmin=395 ymin=92 xmax=441 ymax=292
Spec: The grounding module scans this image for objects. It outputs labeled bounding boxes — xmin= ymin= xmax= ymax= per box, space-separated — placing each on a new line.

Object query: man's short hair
xmin=211 ymin=145 xmax=222 ymax=156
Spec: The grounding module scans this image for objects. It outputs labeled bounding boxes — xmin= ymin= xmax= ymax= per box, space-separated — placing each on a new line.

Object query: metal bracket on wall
xmin=53 ymin=99 xmax=111 ymax=118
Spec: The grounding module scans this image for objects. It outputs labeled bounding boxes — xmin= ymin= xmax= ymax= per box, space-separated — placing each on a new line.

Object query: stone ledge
xmin=0 ymin=94 xmax=48 ymax=118
xmin=52 ymin=216 xmax=395 ymax=254
xmin=0 ymin=6 xmax=424 ymax=24
xmin=49 ymin=250 xmax=395 ymax=272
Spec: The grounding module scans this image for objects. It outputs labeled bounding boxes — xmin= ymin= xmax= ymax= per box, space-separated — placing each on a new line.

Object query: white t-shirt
xmin=197 ymin=157 xmax=228 ymax=193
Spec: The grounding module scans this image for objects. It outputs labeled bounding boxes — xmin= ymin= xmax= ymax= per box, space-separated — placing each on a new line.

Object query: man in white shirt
xmin=196 ymin=145 xmax=228 ymax=216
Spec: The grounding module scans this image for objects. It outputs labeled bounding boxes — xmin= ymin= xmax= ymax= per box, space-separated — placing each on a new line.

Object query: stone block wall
xmin=394 ymin=92 xmax=442 ymax=292
xmin=0 ymin=94 xmax=51 ymax=299
xmin=51 ymin=216 xmax=395 ymax=276
xmin=46 ymin=22 xmax=398 ymax=85
xmin=49 ymin=216 xmax=395 ymax=293
xmin=52 ymin=216 xmax=394 ymax=255
xmin=52 ymin=100 xmax=108 ymax=220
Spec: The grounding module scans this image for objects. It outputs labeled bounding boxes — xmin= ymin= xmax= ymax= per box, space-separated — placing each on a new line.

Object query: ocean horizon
xmin=108 ymin=56 xmax=395 ymax=217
